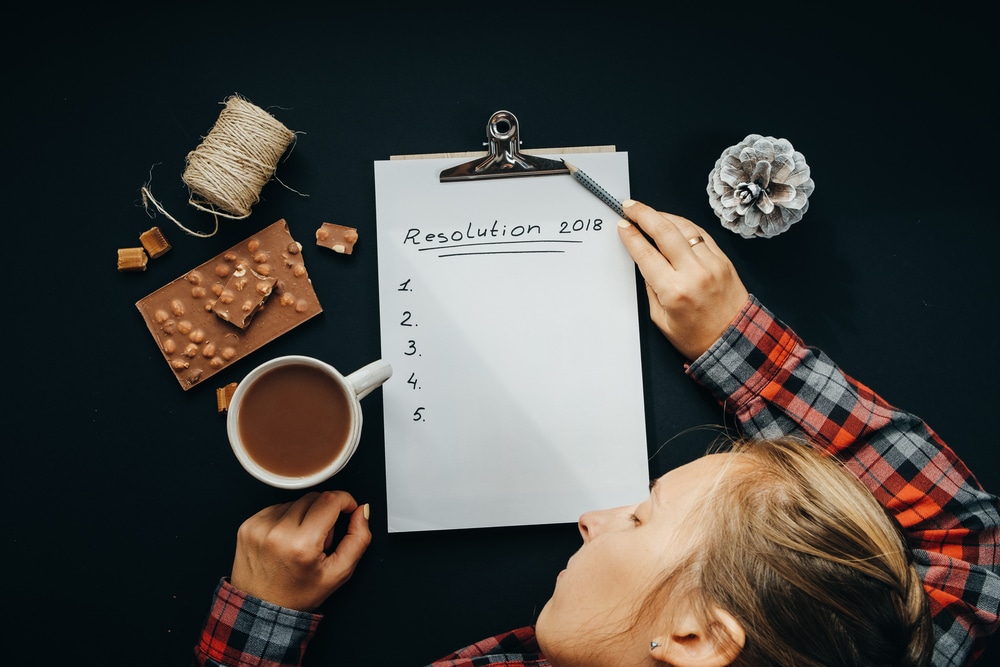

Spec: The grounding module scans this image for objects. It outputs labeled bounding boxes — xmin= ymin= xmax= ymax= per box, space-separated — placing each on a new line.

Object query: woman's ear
xmin=649 ymin=606 xmax=745 ymax=667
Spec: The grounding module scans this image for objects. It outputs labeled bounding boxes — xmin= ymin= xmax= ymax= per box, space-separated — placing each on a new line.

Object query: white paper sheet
xmin=374 ymin=151 xmax=648 ymax=532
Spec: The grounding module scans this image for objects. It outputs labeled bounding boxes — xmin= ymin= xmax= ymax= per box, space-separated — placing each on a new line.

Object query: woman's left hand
xmin=617 ymin=200 xmax=749 ymax=361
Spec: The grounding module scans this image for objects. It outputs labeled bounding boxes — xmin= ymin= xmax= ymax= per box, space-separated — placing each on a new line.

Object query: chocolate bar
xmin=315 ymin=222 xmax=359 ymax=254
xmin=135 ymin=219 xmax=323 ymax=390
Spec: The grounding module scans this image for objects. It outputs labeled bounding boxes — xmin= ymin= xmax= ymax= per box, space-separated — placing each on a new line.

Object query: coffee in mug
xmin=227 ymin=355 xmax=392 ymax=488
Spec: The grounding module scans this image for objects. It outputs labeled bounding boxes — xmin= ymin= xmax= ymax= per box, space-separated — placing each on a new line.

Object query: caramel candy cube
xmin=139 ymin=226 xmax=172 ymax=259
xmin=216 ymin=382 xmax=238 ymax=412
xmin=117 ymin=247 xmax=148 ymax=272
xmin=316 ymin=222 xmax=359 ymax=254
xmin=211 ymin=262 xmax=277 ymax=329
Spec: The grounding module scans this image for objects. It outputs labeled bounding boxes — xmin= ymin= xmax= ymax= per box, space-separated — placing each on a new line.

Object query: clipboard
xmin=392 ymin=109 xmax=616 ymax=170
xmin=374 ymin=111 xmax=648 ymax=533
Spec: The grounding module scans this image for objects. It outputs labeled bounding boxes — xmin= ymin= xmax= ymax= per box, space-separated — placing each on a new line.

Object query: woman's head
xmin=535 ymin=437 xmax=932 ymax=667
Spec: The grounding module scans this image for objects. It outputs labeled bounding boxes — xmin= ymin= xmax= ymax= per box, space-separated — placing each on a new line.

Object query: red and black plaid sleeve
xmin=429 ymin=625 xmax=549 ymax=666
xmin=192 ymin=578 xmax=320 ymax=667
xmin=688 ymin=295 xmax=1000 ymax=666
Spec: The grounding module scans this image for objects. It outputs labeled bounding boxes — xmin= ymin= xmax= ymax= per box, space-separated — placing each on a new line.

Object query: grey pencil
xmin=562 ymin=159 xmax=633 ymax=222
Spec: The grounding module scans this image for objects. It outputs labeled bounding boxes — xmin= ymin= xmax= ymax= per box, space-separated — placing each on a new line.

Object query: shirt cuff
xmin=195 ymin=577 xmax=321 ymax=667
xmin=686 ymin=294 xmax=802 ymax=412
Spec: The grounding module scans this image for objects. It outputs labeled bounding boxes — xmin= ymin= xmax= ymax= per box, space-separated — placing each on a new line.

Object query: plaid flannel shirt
xmin=688 ymin=296 xmax=1000 ymax=666
xmin=193 ymin=295 xmax=999 ymax=667
xmin=195 ymin=579 xmax=320 ymax=667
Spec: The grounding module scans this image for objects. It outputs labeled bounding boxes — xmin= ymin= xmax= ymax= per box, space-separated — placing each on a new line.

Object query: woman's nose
xmin=578 ymin=506 xmax=628 ymax=543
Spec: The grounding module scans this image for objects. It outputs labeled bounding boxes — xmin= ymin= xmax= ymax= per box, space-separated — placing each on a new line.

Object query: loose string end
xmin=140 ymin=174 xmax=219 ymax=239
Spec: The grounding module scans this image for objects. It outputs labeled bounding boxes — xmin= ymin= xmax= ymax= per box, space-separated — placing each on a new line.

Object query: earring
xmin=650 ymin=641 xmax=659 ymax=650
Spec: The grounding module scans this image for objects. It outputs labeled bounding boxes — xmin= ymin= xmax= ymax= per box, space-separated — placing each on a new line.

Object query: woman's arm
xmin=688 ymin=295 xmax=1000 ymax=666
xmin=616 ymin=200 xmax=998 ymax=665
xmin=192 ymin=491 xmax=371 ymax=667
xmin=192 ymin=578 xmax=321 ymax=667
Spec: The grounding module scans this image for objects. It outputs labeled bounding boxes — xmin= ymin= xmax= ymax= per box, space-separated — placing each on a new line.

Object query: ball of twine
xmin=183 ymin=95 xmax=295 ymax=219
xmin=140 ymin=94 xmax=300 ymax=238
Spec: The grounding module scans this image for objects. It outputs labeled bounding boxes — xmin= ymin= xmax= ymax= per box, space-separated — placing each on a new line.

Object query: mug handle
xmin=347 ymin=359 xmax=393 ymax=400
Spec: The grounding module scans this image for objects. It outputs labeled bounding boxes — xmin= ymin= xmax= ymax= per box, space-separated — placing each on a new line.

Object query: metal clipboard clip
xmin=439 ymin=110 xmax=570 ymax=182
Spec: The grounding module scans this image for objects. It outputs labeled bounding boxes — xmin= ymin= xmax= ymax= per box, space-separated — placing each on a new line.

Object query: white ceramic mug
xmin=227 ymin=355 xmax=392 ymax=488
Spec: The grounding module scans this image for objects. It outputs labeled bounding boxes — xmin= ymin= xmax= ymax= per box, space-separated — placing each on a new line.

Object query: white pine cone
xmin=707 ymin=134 xmax=815 ymax=239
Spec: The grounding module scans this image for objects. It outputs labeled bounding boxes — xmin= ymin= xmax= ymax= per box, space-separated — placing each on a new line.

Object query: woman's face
xmin=535 ymin=454 xmax=733 ymax=666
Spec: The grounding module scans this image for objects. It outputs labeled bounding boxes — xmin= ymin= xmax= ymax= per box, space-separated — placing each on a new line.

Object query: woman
xmin=193 ymin=200 xmax=1000 ymax=667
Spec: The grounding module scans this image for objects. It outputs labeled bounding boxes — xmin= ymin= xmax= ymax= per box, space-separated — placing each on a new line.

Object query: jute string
xmin=141 ymin=94 xmax=302 ymax=238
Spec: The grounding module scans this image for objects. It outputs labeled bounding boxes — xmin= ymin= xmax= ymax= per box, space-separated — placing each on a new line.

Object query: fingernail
xmin=622 ymin=199 xmax=636 ymax=207
xmin=617 ymin=219 xmax=631 ymax=228
xmin=363 ymin=503 xmax=370 ymax=520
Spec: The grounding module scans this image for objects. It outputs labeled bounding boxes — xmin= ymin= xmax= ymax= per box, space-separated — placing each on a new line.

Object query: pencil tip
xmin=562 ymin=159 xmax=577 ymax=173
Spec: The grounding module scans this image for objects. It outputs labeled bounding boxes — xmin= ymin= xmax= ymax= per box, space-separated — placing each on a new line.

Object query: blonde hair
xmin=646 ymin=437 xmax=932 ymax=667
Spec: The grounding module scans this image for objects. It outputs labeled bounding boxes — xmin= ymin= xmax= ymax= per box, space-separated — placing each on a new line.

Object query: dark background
xmin=6 ymin=3 xmax=997 ymax=665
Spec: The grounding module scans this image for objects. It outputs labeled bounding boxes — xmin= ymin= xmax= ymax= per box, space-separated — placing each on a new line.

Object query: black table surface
xmin=8 ymin=4 xmax=998 ymax=665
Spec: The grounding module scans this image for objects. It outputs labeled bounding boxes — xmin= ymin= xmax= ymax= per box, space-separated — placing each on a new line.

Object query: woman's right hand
xmin=616 ymin=200 xmax=749 ymax=361
xmin=230 ymin=490 xmax=371 ymax=612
